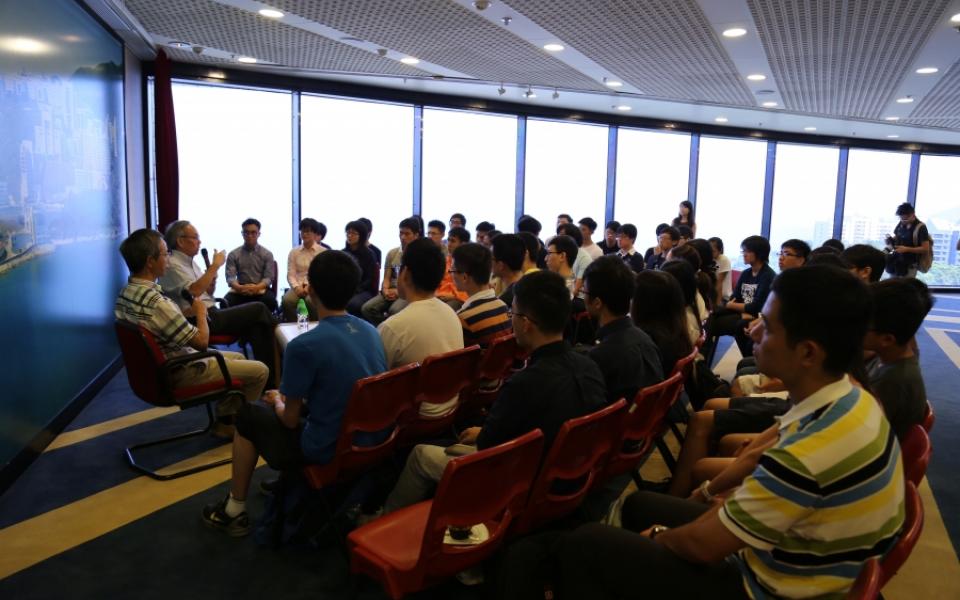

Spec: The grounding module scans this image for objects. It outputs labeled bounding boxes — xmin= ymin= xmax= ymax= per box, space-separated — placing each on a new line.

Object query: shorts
xmin=713 ymin=396 xmax=794 ymax=440
xmin=734 ymin=374 xmax=767 ymax=395
xmin=235 ymin=402 xmax=304 ymax=471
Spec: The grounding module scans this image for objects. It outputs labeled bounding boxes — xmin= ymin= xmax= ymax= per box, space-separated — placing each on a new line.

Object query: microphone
xmin=201 ymin=248 xmax=211 ymax=268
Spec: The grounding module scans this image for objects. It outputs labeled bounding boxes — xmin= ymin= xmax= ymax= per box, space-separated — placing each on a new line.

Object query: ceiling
xmin=95 ymin=0 xmax=960 ymax=146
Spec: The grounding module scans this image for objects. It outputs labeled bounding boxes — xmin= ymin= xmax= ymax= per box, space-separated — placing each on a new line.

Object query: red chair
xmin=348 ymin=429 xmax=545 ymax=599
xmin=114 ymin=321 xmax=245 ymax=480
xmin=899 ymin=425 xmax=931 ymax=487
xmin=671 ymin=346 xmax=698 ymax=379
xmin=922 ymin=401 xmax=934 ymax=433
xmin=847 ymin=557 xmax=881 ymax=599
xmin=457 ymin=334 xmax=518 ymax=417
xmin=879 ymin=481 xmax=924 ymax=586
xmin=602 ymin=372 xmax=684 ymax=486
xmin=511 ymin=399 xmax=627 ymax=536
xmin=399 ymin=345 xmax=482 ymax=445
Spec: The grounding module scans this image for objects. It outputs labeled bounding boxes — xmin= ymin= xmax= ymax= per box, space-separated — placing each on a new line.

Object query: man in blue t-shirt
xmin=202 ymin=251 xmax=387 ymax=537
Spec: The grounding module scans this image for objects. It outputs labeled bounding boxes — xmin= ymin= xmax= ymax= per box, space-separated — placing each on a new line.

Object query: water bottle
xmin=296 ymin=298 xmax=309 ymax=331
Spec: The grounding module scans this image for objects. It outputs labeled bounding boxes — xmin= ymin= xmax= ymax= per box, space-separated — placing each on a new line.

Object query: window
xmin=914 ymin=154 xmax=960 ymax=287
xmin=174 ymin=82 xmax=292 ymax=290
xmin=695 ymin=137 xmax=768 ymax=270
xmin=768 ymin=143 xmax=839 ymax=261
xmin=301 ymin=95 xmax=414 ymax=253
xmin=524 ymin=119 xmax=608 ymax=239
xmin=614 ymin=128 xmax=691 ymax=252
xmin=421 ymin=108 xmax=517 ymax=237
xmin=841 ymin=149 xmax=911 ymax=249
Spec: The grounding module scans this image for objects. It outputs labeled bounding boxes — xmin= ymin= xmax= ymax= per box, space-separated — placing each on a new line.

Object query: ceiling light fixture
xmin=951 ymin=13 xmax=960 ymax=23
xmin=168 ymin=41 xmax=190 ymax=48
xmin=497 ymin=84 xmax=506 ymax=96
xmin=916 ymin=67 xmax=938 ymax=74
xmin=804 ymin=126 xmax=817 ymax=131
xmin=400 ymin=56 xmax=420 ymax=65
xmin=722 ymin=27 xmax=747 ymax=38
xmin=258 ymin=8 xmax=284 ymax=18
xmin=552 ymin=89 xmax=560 ymax=100
xmin=896 ymin=96 xmax=914 ymax=104
xmin=884 ymin=116 xmax=900 ymax=121
xmin=604 ymin=78 xmax=623 ymax=88
xmin=524 ymin=86 xmax=536 ymax=99
xmin=761 ymin=101 xmax=778 ymax=107
xmin=746 ymin=73 xmax=766 ymax=81
xmin=237 ymin=56 xmax=257 ymax=63
xmin=715 ymin=116 xmax=728 ymax=123
xmin=614 ymin=104 xmax=631 ymax=111
xmin=543 ymin=43 xmax=564 ymax=52
xmin=665 ymin=123 xmax=677 ymax=129
xmin=887 ymin=134 xmax=900 ymax=139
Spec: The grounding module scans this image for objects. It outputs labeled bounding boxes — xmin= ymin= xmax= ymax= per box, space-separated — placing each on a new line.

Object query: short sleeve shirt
xmin=159 ymin=250 xmax=214 ymax=310
xmin=115 ymin=278 xmax=198 ymax=358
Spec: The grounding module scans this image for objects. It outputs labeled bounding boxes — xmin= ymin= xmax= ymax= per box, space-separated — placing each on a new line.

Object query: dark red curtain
xmin=154 ymin=49 xmax=179 ymax=232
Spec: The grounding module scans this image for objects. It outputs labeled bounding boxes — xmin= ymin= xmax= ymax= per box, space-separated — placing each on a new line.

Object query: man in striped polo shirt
xmin=554 ymin=264 xmax=904 ymax=599
xmin=450 ymin=242 xmax=511 ymax=348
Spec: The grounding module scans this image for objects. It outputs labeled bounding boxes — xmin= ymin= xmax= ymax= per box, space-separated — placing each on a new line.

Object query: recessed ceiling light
xmin=258 ymin=8 xmax=284 ymax=18
xmin=804 ymin=126 xmax=817 ymax=132
xmin=952 ymin=13 xmax=960 ymax=23
xmin=916 ymin=67 xmax=938 ymax=75
xmin=761 ymin=101 xmax=778 ymax=107
xmin=722 ymin=27 xmax=747 ymax=38
xmin=237 ymin=56 xmax=257 ymax=63
xmin=887 ymin=134 xmax=900 ymax=139
xmin=524 ymin=86 xmax=536 ymax=99
xmin=543 ymin=43 xmax=564 ymax=52
xmin=715 ymin=116 xmax=729 ymax=123
xmin=665 ymin=123 xmax=677 ymax=129
xmin=400 ymin=56 xmax=420 ymax=65
xmin=168 ymin=41 xmax=190 ymax=48
xmin=884 ymin=116 xmax=900 ymax=121
xmin=614 ymin=104 xmax=631 ymax=111
xmin=746 ymin=73 xmax=767 ymax=81
xmin=896 ymin=97 xmax=914 ymax=104
xmin=604 ymin=79 xmax=623 ymax=88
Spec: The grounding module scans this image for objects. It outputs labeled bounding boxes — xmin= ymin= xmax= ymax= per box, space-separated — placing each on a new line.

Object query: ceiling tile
xmin=907 ymin=60 xmax=960 ymax=129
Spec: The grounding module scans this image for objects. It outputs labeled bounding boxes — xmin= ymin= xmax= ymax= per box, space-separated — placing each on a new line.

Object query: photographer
xmin=886 ymin=202 xmax=930 ymax=278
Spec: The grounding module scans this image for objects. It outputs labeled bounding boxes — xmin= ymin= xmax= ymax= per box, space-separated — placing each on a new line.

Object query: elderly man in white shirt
xmin=282 ymin=218 xmax=326 ymax=322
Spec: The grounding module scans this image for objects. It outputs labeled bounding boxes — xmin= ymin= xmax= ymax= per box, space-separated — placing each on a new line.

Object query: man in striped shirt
xmin=451 ymin=243 xmax=511 ymax=348
xmin=115 ymin=229 xmax=269 ymax=421
xmin=554 ymin=264 xmax=904 ymax=599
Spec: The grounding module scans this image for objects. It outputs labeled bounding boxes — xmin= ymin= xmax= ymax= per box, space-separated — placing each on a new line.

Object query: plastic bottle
xmin=296 ymin=298 xmax=309 ymax=331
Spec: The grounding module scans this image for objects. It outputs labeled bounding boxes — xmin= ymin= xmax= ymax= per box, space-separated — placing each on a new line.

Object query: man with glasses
xmin=615 ymin=224 xmax=646 ymax=274
xmin=282 ymin=218 xmax=326 ymax=322
xmin=361 ymin=217 xmax=421 ymax=324
xmin=776 ymin=239 xmax=810 ymax=272
xmin=160 ymin=220 xmax=278 ymax=385
xmin=451 ymin=243 xmax=511 ymax=348
xmin=224 ymin=218 xmax=277 ymax=312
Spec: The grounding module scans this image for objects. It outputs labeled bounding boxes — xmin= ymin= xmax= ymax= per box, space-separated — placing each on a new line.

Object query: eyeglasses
xmin=510 ymin=310 xmax=539 ymax=326
xmin=776 ymin=251 xmax=799 ymax=258
xmin=179 ymin=234 xmax=200 ymax=240
xmin=241 ymin=230 xmax=260 ymax=236
xmin=545 ymin=250 xmax=561 ymax=256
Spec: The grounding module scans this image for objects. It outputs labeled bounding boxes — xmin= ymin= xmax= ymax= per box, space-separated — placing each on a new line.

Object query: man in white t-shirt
xmin=710 ymin=236 xmax=733 ymax=302
xmin=378 ymin=237 xmax=464 ymax=417
xmin=578 ymin=217 xmax=604 ymax=260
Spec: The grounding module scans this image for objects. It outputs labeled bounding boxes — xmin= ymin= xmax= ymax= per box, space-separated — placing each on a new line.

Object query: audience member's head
xmin=475 ymin=221 xmax=496 ymax=245
xmin=447 ymin=226 xmax=471 ymax=253
xmin=398 ymin=217 xmax=421 ymax=248
xmin=164 ymin=220 xmax=195 ymax=255
xmin=487 ymin=230 xmax=502 ymax=243
xmin=315 ymin=221 xmax=328 ymax=241
xmin=300 ymin=217 xmax=322 ymax=237
xmin=806 ymin=247 xmax=850 ymax=269
xmin=708 ymin=236 xmax=724 ymax=258
xmin=427 ymin=220 xmax=446 ymax=247
xmin=662 ymin=259 xmax=701 ymax=321
xmin=399 ymin=237 xmax=444 ymax=296
xmin=358 ymin=217 xmax=374 ymax=239
xmin=241 ymin=218 xmax=261 ymax=248
xmin=632 ymin=270 xmax=693 ymax=369
xmin=778 ymin=239 xmax=811 ymax=271
xmin=517 ymin=215 xmax=543 ymax=236
xmin=667 ymin=243 xmax=701 ymax=271
xmin=582 ymin=255 xmax=635 ymax=320
xmin=556 ymin=222 xmax=584 ymax=247
xmin=867 ymin=278 xmax=933 ymax=348
xmin=308 ymin=250 xmax=360 ymax=311
xmin=557 ymin=213 xmax=573 ymax=227
xmin=659 ymin=226 xmax=681 ymax=252
xmin=895 ymin=202 xmax=915 ymax=222
xmin=617 ymin=224 xmax=638 ymax=251
xmin=676 ymin=200 xmax=696 ymax=226
xmin=518 ymin=232 xmax=541 ymax=268
xmin=512 ymin=270 xmax=572 ymax=347
xmin=546 ymin=235 xmax=578 ymax=272
xmin=344 ymin=220 xmax=369 ymax=248
xmin=491 ymin=233 xmax=525 ymax=275
xmin=604 ymin=220 xmax=621 ymax=247
xmin=452 ymin=243 xmax=493 ymax=291
xmin=687 ymin=239 xmax=716 ymax=272
xmin=821 ymin=238 xmax=845 ymax=253
xmin=740 ymin=235 xmax=771 ymax=265
xmin=449 ymin=212 xmax=466 ymax=229
xmin=761 ymin=264 xmax=871 ymax=379
xmin=578 ymin=217 xmax=598 ymax=244
xmin=655 ymin=223 xmax=670 ymax=237
xmin=677 ymin=225 xmax=693 ymax=244
xmin=842 ymin=244 xmax=886 ymax=282
xmin=120 ymin=228 xmax=166 ymax=275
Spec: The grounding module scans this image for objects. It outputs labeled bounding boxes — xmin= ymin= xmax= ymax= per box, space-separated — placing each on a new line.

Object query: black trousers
xmin=707 ymin=310 xmax=754 ymax=357
xmin=224 ymin=291 xmax=278 ymax=312
xmin=208 ymin=302 xmax=277 ymax=384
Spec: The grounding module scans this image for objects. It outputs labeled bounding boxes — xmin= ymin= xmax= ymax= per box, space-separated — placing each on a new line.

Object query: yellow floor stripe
xmin=44 ymin=407 xmax=179 ymax=452
xmin=0 ymin=447 xmax=263 ymax=579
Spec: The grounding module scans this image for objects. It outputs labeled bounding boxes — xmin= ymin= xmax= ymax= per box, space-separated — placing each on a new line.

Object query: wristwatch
xmin=650 ymin=525 xmax=669 ymax=539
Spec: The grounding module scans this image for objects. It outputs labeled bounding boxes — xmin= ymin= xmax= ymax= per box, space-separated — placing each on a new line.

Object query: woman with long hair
xmin=671 ymin=200 xmax=696 ymax=237
xmin=343 ymin=220 xmax=378 ymax=316
xmin=631 ymin=270 xmax=694 ymax=374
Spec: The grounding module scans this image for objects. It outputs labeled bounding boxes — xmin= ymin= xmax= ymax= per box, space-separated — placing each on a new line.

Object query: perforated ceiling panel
xmin=268 ymin=0 xmax=605 ymax=90
xmin=504 ymin=0 xmax=755 ymax=105
xmin=907 ymin=61 xmax=960 ymax=129
xmin=746 ymin=0 xmax=949 ymax=119
xmin=123 ymin=0 xmax=427 ymax=76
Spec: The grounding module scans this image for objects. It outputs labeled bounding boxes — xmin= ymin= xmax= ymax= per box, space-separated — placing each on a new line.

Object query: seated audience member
xmin=517 ymin=231 xmax=542 ymax=274
xmin=643 ymin=223 xmax=670 ymax=263
xmin=378 ymin=238 xmax=464 ymax=416
xmin=555 ymin=265 xmax=903 ymax=600
xmin=707 ymin=235 xmax=776 ymax=357
xmin=667 ymin=243 xmax=711 ymax=313
xmin=602 ymin=220 xmax=621 ymax=255
xmin=449 ymin=212 xmax=466 ymax=230
xmin=452 ymin=243 xmax=512 ymax=347
xmin=556 ymin=213 xmax=573 ymax=227
xmin=357 ymin=217 xmax=381 ymax=266
xmin=557 ymin=222 xmax=594 ymax=297
xmin=160 ymin=220 xmax=277 ymax=383
xmin=807 ymin=247 xmax=850 ymax=269
xmin=579 ymin=217 xmax=603 ymax=260
xmin=686 ymin=238 xmax=719 ymax=311
xmin=224 ymin=218 xmax=277 ymax=312
xmin=201 ymin=251 xmax=387 ymax=536
xmin=842 ymin=243 xmax=886 ymax=282
xmin=361 ymin=217 xmax=421 ymax=325
xmin=383 ymin=270 xmax=606 ymax=513
xmin=710 ymin=236 xmax=733 ymax=303
xmin=615 ymin=224 xmax=646 ymax=273
xmin=315 ymin=221 xmax=332 ymax=250
xmin=821 ymin=238 xmax=845 ymax=253
xmin=545 ymin=235 xmax=578 ymax=297
xmin=676 ymin=225 xmax=694 ymax=245
xmin=777 ymin=238 xmax=811 ymax=271
xmin=518 ymin=215 xmax=548 ymax=268
xmin=662 ymin=259 xmax=704 ymax=347
xmin=282 ymin=218 xmax=326 ymax=322
xmin=492 ymin=233 xmax=525 ymax=307
xmin=645 ymin=225 xmax=679 ymax=271
xmin=116 ymin=229 xmax=268 ymax=425
xmin=672 ymin=200 xmax=697 ymax=237
xmin=632 ymin=271 xmax=694 ymax=374
xmin=583 ymin=256 xmax=664 ymax=404
xmin=475 ymin=221 xmax=496 ymax=248
xmin=864 ymin=277 xmax=933 ymax=438
xmin=343 ymin=220 xmax=378 ymax=316
xmin=430 ymin=221 xmax=468 ymax=310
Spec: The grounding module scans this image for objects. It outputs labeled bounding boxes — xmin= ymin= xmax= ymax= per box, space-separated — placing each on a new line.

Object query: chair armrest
xmin=160 ymin=350 xmax=235 ymax=390
xmin=215 ymin=297 xmax=229 ymax=309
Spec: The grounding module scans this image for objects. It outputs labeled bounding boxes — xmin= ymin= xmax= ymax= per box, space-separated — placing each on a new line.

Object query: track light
xmin=552 ymin=89 xmax=560 ymax=100
xmin=524 ymin=86 xmax=536 ymax=99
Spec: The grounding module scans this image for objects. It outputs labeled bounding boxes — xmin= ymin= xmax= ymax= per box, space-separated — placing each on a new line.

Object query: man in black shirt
xmin=887 ymin=202 xmax=931 ymax=278
xmin=602 ymin=220 xmax=621 ymax=255
xmin=383 ymin=270 xmax=606 ymax=513
xmin=583 ymin=256 xmax=663 ymax=404
xmin=645 ymin=225 xmax=678 ymax=271
xmin=616 ymin=224 xmax=647 ymax=274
